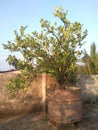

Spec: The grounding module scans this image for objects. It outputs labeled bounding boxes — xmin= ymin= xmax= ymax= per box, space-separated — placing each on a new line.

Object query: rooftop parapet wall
xmin=0 ymin=71 xmax=43 ymax=116
xmin=77 ymin=75 xmax=98 ymax=103
xmin=0 ymin=71 xmax=98 ymax=117
xmin=0 ymin=71 xmax=58 ymax=117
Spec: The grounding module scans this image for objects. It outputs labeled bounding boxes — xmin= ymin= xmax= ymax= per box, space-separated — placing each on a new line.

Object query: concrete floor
xmin=0 ymin=104 xmax=98 ymax=130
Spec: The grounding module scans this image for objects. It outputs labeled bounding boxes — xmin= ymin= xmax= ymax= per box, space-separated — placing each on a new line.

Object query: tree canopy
xmin=3 ymin=7 xmax=87 ymax=93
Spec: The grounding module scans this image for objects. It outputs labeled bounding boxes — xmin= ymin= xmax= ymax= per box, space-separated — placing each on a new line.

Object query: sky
xmin=0 ymin=0 xmax=98 ymax=71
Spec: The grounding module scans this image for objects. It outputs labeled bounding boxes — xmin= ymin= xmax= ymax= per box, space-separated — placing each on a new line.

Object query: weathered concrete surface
xmin=48 ymin=104 xmax=98 ymax=130
xmin=1 ymin=71 xmax=98 ymax=120
xmin=77 ymin=75 xmax=98 ymax=103
xmin=0 ymin=71 xmax=58 ymax=117
xmin=0 ymin=104 xmax=98 ymax=130
xmin=0 ymin=71 xmax=43 ymax=116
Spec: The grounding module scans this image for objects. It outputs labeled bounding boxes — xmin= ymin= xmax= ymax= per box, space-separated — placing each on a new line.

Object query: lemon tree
xmin=3 ymin=7 xmax=87 ymax=94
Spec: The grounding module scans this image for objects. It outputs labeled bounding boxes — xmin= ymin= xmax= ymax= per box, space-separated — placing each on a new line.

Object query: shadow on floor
xmin=0 ymin=104 xmax=98 ymax=130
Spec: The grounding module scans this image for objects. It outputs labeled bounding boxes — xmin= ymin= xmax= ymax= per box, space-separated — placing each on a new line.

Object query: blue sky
xmin=0 ymin=0 xmax=98 ymax=70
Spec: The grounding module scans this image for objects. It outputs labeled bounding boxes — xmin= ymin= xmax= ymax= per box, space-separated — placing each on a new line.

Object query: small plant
xmin=7 ymin=75 xmax=25 ymax=97
xmin=7 ymin=70 xmax=36 ymax=97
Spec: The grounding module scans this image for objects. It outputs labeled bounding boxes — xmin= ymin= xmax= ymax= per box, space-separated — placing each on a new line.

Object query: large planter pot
xmin=47 ymin=87 xmax=82 ymax=124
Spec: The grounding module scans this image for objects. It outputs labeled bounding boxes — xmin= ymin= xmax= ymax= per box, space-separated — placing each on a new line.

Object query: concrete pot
xmin=47 ymin=87 xmax=82 ymax=123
